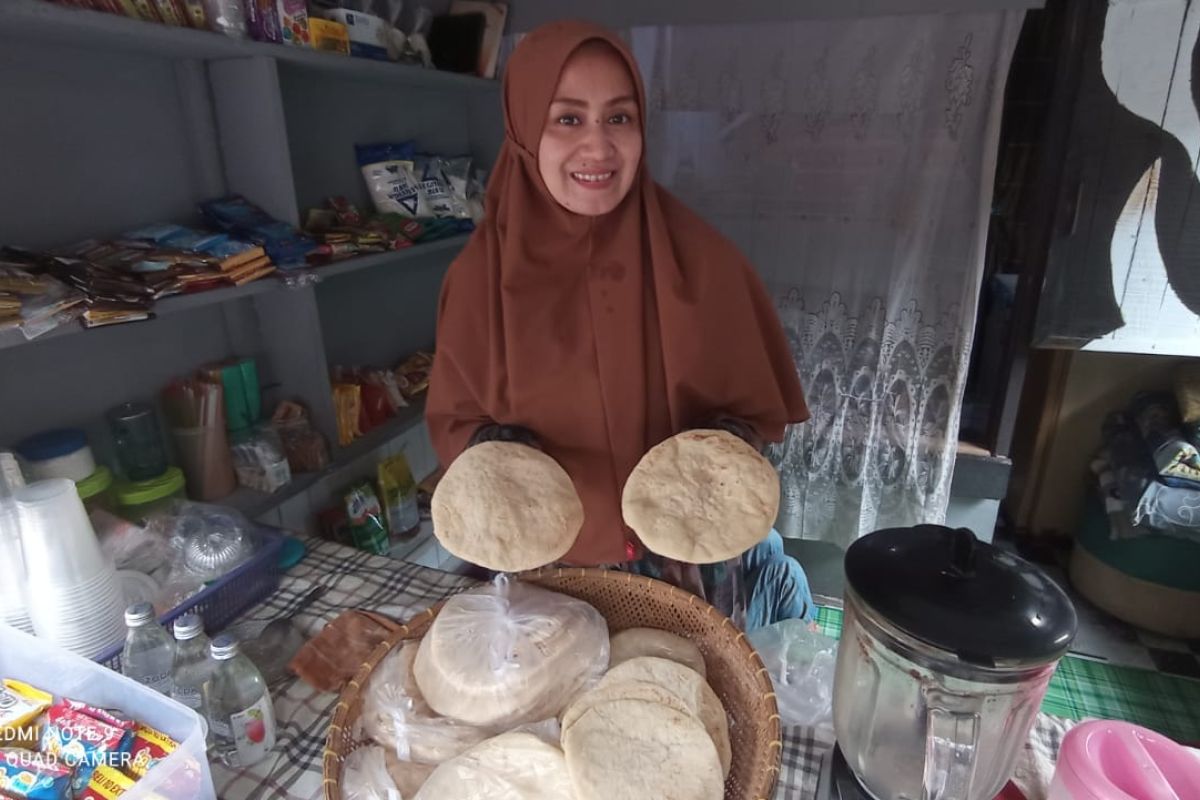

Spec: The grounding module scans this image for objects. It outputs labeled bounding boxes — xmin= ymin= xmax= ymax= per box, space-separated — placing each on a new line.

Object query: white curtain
xmin=623 ymin=13 xmax=1024 ymax=547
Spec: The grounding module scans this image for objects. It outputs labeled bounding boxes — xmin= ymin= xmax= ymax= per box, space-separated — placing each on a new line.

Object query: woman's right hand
xmin=468 ymin=423 xmax=542 ymax=450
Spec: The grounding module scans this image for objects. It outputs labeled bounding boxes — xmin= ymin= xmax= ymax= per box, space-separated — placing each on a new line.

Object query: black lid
xmin=844 ymin=525 xmax=1077 ymax=666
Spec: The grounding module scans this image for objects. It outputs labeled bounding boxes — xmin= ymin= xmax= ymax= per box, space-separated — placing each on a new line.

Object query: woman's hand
xmin=700 ymin=416 xmax=764 ymax=453
xmin=468 ymin=423 xmax=542 ymax=450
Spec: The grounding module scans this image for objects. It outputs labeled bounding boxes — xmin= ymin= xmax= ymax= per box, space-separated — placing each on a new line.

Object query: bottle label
xmin=230 ymin=694 xmax=276 ymax=765
xmin=172 ymin=686 xmax=203 ymax=712
xmin=140 ymin=673 xmax=172 ymax=695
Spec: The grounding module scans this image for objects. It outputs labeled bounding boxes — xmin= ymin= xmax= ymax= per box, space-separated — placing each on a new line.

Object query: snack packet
xmin=125 ymin=723 xmax=177 ymax=780
xmin=345 ymin=482 xmax=389 ymax=555
xmin=0 ymin=683 xmax=50 ymax=751
xmin=39 ymin=704 xmax=133 ymax=795
xmin=0 ymin=749 xmax=71 ymax=800
xmin=378 ymin=454 xmax=420 ymax=539
xmin=78 ymin=765 xmax=135 ymax=800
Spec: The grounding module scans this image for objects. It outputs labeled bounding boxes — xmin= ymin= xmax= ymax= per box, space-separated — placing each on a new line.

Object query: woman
xmin=426 ymin=21 xmax=813 ymax=630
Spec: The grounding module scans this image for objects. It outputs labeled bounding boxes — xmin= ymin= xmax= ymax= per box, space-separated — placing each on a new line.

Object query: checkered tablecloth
xmin=213 ymin=537 xmax=1075 ymax=800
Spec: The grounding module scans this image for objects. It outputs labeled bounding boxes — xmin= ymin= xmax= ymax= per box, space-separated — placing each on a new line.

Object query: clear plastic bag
xmin=412 ymin=577 xmax=610 ymax=729
xmin=342 ymin=745 xmax=401 ymax=800
xmin=91 ymin=509 xmax=171 ymax=578
xmin=746 ymin=619 xmax=838 ymax=735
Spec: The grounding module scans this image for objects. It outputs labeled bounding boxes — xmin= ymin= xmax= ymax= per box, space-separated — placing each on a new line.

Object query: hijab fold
xmin=426 ymin=21 xmax=808 ymax=565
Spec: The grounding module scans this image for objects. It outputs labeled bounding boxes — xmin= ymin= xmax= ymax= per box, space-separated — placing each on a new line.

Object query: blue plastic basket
xmin=96 ymin=529 xmax=286 ymax=672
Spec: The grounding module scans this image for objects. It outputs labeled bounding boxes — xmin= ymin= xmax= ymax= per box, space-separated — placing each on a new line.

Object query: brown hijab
xmin=426 ymin=21 xmax=808 ymax=566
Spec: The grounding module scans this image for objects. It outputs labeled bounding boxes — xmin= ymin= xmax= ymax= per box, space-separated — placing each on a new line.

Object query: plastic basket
xmin=0 ymin=624 xmax=215 ymax=800
xmin=96 ymin=528 xmax=286 ymax=672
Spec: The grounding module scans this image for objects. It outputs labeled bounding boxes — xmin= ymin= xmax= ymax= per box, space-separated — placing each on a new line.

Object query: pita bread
xmin=563 ymin=698 xmax=724 ymax=800
xmin=599 ymin=656 xmax=731 ymax=777
xmin=413 ymin=732 xmax=575 ymax=800
xmin=609 ymin=627 xmax=706 ymax=677
xmin=622 ymin=429 xmax=779 ymax=563
xmin=382 ymin=751 xmax=435 ymax=798
xmin=433 ymin=441 xmax=584 ymax=572
xmin=560 ymin=679 xmax=692 ymax=732
xmin=413 ymin=582 xmax=609 ymax=728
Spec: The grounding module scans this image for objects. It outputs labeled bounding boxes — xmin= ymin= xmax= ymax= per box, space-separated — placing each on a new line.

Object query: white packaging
xmin=320 ymin=8 xmax=394 ymax=59
xmin=0 ymin=625 xmax=215 ymax=799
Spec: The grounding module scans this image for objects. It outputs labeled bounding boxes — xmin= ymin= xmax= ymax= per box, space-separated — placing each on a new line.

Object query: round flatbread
xmin=610 ymin=627 xmax=707 ymax=677
xmin=383 ymin=751 xmax=435 ymax=798
xmin=622 ymin=429 xmax=779 ymax=564
xmin=413 ymin=732 xmax=575 ymax=800
xmin=560 ymin=679 xmax=692 ymax=732
xmin=563 ymin=698 xmax=724 ymax=800
xmin=599 ymin=656 xmax=732 ymax=777
xmin=433 ymin=441 xmax=584 ymax=572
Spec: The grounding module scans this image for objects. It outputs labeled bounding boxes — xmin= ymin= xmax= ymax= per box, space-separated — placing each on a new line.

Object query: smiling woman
xmin=425 ymin=21 xmax=811 ymax=629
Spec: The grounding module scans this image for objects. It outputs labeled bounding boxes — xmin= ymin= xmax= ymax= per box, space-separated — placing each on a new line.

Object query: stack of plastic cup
xmin=15 ymin=479 xmax=125 ymax=658
xmin=0 ymin=497 xmax=32 ymax=633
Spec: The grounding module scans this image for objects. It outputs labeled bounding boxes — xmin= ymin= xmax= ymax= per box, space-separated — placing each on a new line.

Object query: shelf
xmin=223 ymin=397 xmax=427 ymax=520
xmin=1 ymin=1 xmax=499 ymax=92
xmin=0 ymin=235 xmax=470 ymax=352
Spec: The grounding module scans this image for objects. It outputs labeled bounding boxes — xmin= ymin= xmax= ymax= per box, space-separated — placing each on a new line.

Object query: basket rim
xmin=322 ymin=567 xmax=782 ymax=800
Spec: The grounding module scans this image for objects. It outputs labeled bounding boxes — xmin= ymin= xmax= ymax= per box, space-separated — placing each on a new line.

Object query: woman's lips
xmin=570 ymin=170 xmax=616 ymax=189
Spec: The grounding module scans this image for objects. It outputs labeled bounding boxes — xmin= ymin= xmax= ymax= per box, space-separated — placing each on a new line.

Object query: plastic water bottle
xmin=204 ymin=634 xmax=276 ymax=767
xmin=170 ymin=613 xmax=211 ymax=714
xmin=121 ymin=602 xmax=176 ymax=695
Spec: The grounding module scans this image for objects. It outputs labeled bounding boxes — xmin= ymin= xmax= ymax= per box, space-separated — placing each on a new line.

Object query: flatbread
xmin=433 ymin=441 xmax=584 ymax=572
xmin=563 ymin=698 xmax=724 ymax=800
xmin=621 ymin=429 xmax=779 ymax=563
xmin=382 ymin=751 xmax=435 ymax=798
xmin=413 ymin=582 xmax=609 ymax=728
xmin=560 ymin=679 xmax=692 ymax=732
xmin=413 ymin=732 xmax=576 ymax=800
xmin=599 ymin=656 xmax=731 ymax=777
xmin=610 ymin=627 xmax=707 ymax=677
xmin=342 ymin=746 xmax=401 ymax=800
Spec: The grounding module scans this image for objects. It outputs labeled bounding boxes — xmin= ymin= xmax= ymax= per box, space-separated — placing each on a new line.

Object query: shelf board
xmin=0 ymin=235 xmax=469 ymax=352
xmin=1 ymin=1 xmax=499 ymax=91
xmin=224 ymin=397 xmax=427 ymax=520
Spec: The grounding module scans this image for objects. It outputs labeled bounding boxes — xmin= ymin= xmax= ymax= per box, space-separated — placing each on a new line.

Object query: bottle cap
xmin=210 ymin=633 xmax=240 ymax=660
xmin=124 ymin=602 xmax=155 ymax=627
xmin=173 ymin=613 xmax=204 ymax=641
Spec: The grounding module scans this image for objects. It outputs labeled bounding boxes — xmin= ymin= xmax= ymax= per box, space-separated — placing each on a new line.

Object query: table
xmin=211 ymin=537 xmax=1074 ymax=800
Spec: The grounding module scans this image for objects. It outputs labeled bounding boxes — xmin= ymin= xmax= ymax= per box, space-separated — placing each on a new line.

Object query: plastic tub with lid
xmin=1049 ymin=720 xmax=1200 ymax=799
xmin=114 ymin=466 xmax=187 ymax=524
xmin=76 ymin=465 xmax=116 ymax=515
xmin=15 ymin=428 xmax=96 ymax=482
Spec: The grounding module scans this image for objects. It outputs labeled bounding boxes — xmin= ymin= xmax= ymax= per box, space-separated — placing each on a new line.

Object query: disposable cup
xmin=171 ymin=426 xmax=236 ymax=501
xmin=15 ymin=479 xmax=110 ymax=587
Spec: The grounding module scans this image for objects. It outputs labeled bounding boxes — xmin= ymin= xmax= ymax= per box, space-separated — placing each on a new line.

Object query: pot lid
xmin=844 ymin=525 xmax=1077 ymax=666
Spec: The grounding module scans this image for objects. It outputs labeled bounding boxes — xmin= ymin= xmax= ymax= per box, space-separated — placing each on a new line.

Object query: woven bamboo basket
xmin=323 ymin=568 xmax=782 ymax=800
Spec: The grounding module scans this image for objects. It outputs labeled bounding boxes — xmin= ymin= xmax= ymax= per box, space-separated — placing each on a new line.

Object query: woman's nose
xmin=579 ymin=121 xmax=617 ymax=159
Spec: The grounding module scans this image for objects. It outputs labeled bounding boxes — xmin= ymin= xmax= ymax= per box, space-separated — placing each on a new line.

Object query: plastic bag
xmin=342 ymin=745 xmax=401 ymax=800
xmin=91 ymin=509 xmax=171 ymax=578
xmin=412 ymin=578 xmax=610 ymax=729
xmin=746 ymin=619 xmax=837 ymax=735
xmin=150 ymin=501 xmax=260 ymax=584
xmin=231 ymin=425 xmax=292 ymax=493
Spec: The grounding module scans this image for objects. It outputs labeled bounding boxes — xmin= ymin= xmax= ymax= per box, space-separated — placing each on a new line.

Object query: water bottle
xmin=170 ymin=613 xmax=211 ymax=714
xmin=121 ymin=602 xmax=175 ymax=695
xmin=203 ymin=634 xmax=277 ymax=767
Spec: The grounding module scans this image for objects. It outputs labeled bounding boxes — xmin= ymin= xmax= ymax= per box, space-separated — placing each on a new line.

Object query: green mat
xmin=814 ymin=606 xmax=1200 ymax=744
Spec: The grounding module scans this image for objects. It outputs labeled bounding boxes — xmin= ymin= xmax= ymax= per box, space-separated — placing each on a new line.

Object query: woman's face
xmin=538 ymin=41 xmax=643 ymax=216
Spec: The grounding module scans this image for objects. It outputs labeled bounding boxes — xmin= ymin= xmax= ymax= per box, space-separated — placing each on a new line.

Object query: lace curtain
xmin=619 ymin=13 xmax=1023 ymax=547
xmin=502 ymin=11 xmax=1022 ymax=547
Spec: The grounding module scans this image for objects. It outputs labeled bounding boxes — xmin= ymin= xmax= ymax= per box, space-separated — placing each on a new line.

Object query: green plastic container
xmin=114 ymin=466 xmax=187 ymax=524
xmin=76 ymin=465 xmax=115 ymax=515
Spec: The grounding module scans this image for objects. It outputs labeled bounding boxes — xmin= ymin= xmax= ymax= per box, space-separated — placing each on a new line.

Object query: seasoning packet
xmin=0 ymin=748 xmax=71 ymax=800
xmin=345 ymin=482 xmax=389 ymax=555
xmin=0 ymin=683 xmax=50 ymax=751
xmin=78 ymin=765 xmax=135 ymax=800
xmin=124 ymin=723 xmax=177 ymax=780
xmin=39 ymin=704 xmax=133 ymax=795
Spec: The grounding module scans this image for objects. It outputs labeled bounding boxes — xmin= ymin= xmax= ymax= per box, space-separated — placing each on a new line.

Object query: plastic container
xmin=171 ymin=426 xmax=236 ymax=501
xmin=95 ymin=529 xmax=286 ymax=672
xmin=108 ymin=402 xmax=169 ymax=481
xmin=1048 ymin=720 xmax=1200 ymax=799
xmin=77 ymin=464 xmax=116 ymax=514
xmin=15 ymin=428 xmax=96 ymax=481
xmin=0 ymin=623 xmax=215 ymax=800
xmin=115 ymin=466 xmax=187 ymax=524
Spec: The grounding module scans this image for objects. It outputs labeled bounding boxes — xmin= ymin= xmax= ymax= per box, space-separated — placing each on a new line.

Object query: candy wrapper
xmin=124 ymin=723 xmax=177 ymax=780
xmin=78 ymin=765 xmax=135 ymax=800
xmin=0 ymin=749 xmax=71 ymax=800
xmin=0 ymin=683 xmax=50 ymax=751
xmin=39 ymin=704 xmax=133 ymax=795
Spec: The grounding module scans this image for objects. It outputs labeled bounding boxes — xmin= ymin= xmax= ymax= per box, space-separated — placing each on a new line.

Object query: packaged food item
xmin=245 ymin=0 xmax=282 ymax=42
xmin=413 ymin=156 xmax=470 ymax=219
xmin=57 ymin=701 xmax=136 ymax=737
xmin=39 ymin=704 xmax=133 ymax=795
xmin=378 ymin=453 xmax=420 ymax=539
xmin=395 ymin=352 xmax=433 ymax=398
xmin=179 ymin=0 xmax=208 ymax=28
xmin=345 ymin=482 xmax=389 ymax=555
xmin=230 ymin=426 xmax=292 ymax=493
xmin=333 ymin=383 xmax=363 ymax=446
xmin=321 ymin=8 xmax=393 ymax=60
xmin=357 ymin=142 xmax=424 ymax=217
xmin=199 ymin=195 xmax=315 ymax=268
xmin=150 ymin=0 xmax=185 ymax=25
xmin=309 ymin=17 xmax=350 ymax=53
xmin=271 ymin=402 xmax=330 ymax=472
xmin=114 ymin=0 xmax=161 ymax=21
xmin=276 ymin=0 xmax=310 ymax=45
xmin=77 ymin=765 xmax=135 ymax=800
xmin=0 ymin=748 xmax=72 ymax=800
xmin=0 ymin=682 xmax=50 ymax=751
xmin=124 ymin=723 xmax=177 ymax=780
